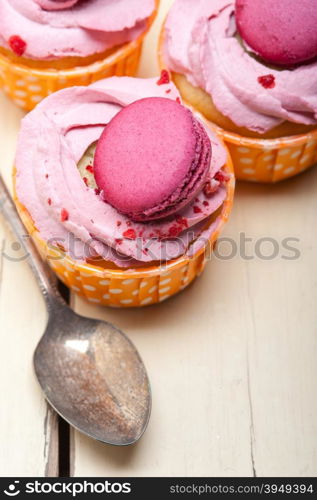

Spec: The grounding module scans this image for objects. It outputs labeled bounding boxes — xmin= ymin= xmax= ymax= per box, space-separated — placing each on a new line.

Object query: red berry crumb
xmin=116 ymin=221 xmax=122 ymax=227
xmin=9 ymin=35 xmax=27 ymax=56
xmin=204 ymin=180 xmax=219 ymax=195
xmin=83 ymin=177 xmax=89 ymax=186
xmin=203 ymin=200 xmax=209 ymax=207
xmin=47 ymin=198 xmax=52 ymax=206
xmin=115 ymin=239 xmax=123 ymax=245
xmin=86 ymin=165 xmax=94 ymax=174
xmin=176 ymin=216 xmax=188 ymax=228
xmin=176 ymin=97 xmax=181 ymax=104
xmin=94 ymin=188 xmax=101 ymax=195
xmin=193 ymin=206 xmax=202 ymax=214
xmin=123 ymin=229 xmax=136 ymax=239
xmin=60 ymin=208 xmax=69 ymax=222
xmin=168 ymin=226 xmax=179 ymax=237
xmin=215 ymin=170 xmax=230 ymax=183
xmin=257 ymin=74 xmax=275 ymax=89
xmin=157 ymin=69 xmax=170 ymax=85
xmin=45 ymin=174 xmax=49 ymax=179
xmin=165 ymin=88 xmax=171 ymax=94
xmin=126 ymin=221 xmax=132 ymax=227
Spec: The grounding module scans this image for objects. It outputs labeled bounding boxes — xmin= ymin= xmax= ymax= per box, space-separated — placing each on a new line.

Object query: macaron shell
xmin=35 ymin=0 xmax=79 ymax=10
xmin=236 ymin=0 xmax=317 ymax=65
xmin=94 ymin=97 xmax=208 ymax=219
xmin=136 ymin=117 xmax=211 ymax=221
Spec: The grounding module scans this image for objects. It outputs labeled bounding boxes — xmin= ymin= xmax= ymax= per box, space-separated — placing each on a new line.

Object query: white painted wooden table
xmin=1 ymin=0 xmax=317 ymax=478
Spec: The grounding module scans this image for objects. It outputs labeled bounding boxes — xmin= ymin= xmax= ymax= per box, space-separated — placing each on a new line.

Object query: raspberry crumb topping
xmin=83 ymin=177 xmax=89 ymax=186
xmin=60 ymin=208 xmax=69 ymax=222
xmin=257 ymin=74 xmax=275 ymax=89
xmin=168 ymin=226 xmax=179 ymax=237
xmin=176 ymin=97 xmax=181 ymax=104
xmin=115 ymin=239 xmax=123 ymax=245
xmin=157 ymin=69 xmax=170 ymax=85
xmin=203 ymin=201 xmax=209 ymax=207
xmin=123 ymin=229 xmax=137 ymax=239
xmin=215 ymin=170 xmax=230 ymax=183
xmin=86 ymin=165 xmax=94 ymax=173
xmin=9 ymin=35 xmax=27 ymax=56
xmin=176 ymin=216 xmax=188 ymax=228
xmin=193 ymin=206 xmax=202 ymax=214
xmin=94 ymin=188 xmax=101 ymax=195
xmin=116 ymin=221 xmax=122 ymax=227
xmin=45 ymin=174 xmax=49 ymax=179
xmin=165 ymin=89 xmax=171 ymax=94
xmin=204 ymin=180 xmax=219 ymax=196
xmin=47 ymin=198 xmax=51 ymax=205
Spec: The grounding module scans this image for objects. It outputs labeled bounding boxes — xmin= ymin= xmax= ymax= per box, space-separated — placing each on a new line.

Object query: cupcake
xmin=0 ymin=0 xmax=159 ymax=110
xmin=14 ymin=76 xmax=234 ymax=307
xmin=160 ymin=0 xmax=317 ymax=183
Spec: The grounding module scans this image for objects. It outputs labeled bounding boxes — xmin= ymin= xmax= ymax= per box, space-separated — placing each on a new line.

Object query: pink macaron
xmin=235 ymin=0 xmax=317 ymax=66
xmin=94 ymin=97 xmax=211 ymax=222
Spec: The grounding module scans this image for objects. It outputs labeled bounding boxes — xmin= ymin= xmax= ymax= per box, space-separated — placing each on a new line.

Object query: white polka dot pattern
xmin=223 ymin=130 xmax=317 ymax=183
xmin=16 ymin=222 xmax=212 ymax=308
xmin=45 ymin=255 xmax=207 ymax=308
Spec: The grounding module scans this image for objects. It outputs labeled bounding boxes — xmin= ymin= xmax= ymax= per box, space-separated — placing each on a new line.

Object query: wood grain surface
xmin=0 ymin=0 xmax=316 ymax=478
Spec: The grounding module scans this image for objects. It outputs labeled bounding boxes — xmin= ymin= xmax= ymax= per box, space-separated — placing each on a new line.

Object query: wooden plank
xmin=70 ymin=287 xmax=254 ymax=476
xmin=233 ymin=172 xmax=317 ymax=476
xmin=71 ymin=170 xmax=317 ymax=477
xmin=0 ymin=94 xmax=59 ymax=476
xmin=71 ymin=1 xmax=317 ymax=476
xmin=0 ymin=0 xmax=311 ymax=477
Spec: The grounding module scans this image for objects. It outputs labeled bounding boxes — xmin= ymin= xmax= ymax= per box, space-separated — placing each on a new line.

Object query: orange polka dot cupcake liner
xmin=0 ymin=0 xmax=159 ymax=111
xmin=208 ymin=125 xmax=317 ymax=183
xmin=13 ymin=150 xmax=235 ymax=308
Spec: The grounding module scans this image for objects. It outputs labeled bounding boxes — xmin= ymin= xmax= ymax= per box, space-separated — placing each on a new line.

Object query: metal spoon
xmin=0 ymin=175 xmax=151 ymax=445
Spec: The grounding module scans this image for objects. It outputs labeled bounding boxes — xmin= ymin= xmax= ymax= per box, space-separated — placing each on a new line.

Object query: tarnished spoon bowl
xmin=35 ymin=304 xmax=151 ymax=445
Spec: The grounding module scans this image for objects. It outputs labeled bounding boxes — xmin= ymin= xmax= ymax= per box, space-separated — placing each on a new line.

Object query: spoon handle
xmin=0 ymin=174 xmax=64 ymax=309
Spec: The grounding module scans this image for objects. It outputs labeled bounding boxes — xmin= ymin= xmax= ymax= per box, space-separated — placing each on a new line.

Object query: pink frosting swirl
xmin=0 ymin=0 xmax=155 ymax=60
xmin=163 ymin=0 xmax=317 ymax=133
xmin=15 ymin=77 xmax=229 ymax=267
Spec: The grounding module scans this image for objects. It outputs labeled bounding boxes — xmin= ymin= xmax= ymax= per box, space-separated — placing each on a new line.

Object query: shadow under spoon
xmin=0 ymin=175 xmax=151 ymax=445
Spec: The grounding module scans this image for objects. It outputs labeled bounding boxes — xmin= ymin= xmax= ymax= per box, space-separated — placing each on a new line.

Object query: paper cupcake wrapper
xmin=207 ymin=126 xmax=317 ymax=183
xmin=0 ymin=0 xmax=159 ymax=111
xmin=13 ymin=149 xmax=235 ymax=308
xmin=158 ymin=24 xmax=317 ymax=184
